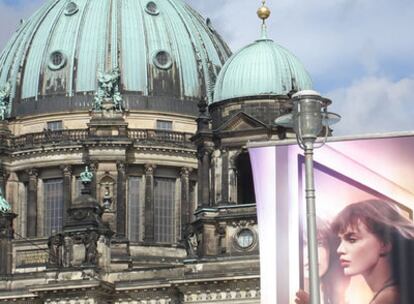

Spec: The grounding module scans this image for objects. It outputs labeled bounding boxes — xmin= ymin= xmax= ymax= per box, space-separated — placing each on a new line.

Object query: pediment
xmin=216 ymin=112 xmax=267 ymax=132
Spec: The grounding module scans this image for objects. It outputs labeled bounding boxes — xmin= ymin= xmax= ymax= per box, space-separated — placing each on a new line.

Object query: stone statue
xmin=0 ymin=189 xmax=11 ymax=214
xmin=48 ymin=234 xmax=63 ymax=267
xmin=102 ymin=186 xmax=112 ymax=209
xmin=63 ymin=236 xmax=73 ymax=267
xmin=94 ymin=67 xmax=123 ymax=111
xmin=0 ymin=82 xmax=11 ymax=121
xmin=187 ymin=233 xmax=199 ymax=257
xmin=84 ymin=231 xmax=99 ymax=265
xmin=80 ymin=166 xmax=93 ymax=183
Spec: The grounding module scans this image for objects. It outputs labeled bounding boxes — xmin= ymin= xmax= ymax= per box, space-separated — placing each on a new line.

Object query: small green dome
xmin=213 ymin=38 xmax=312 ymax=103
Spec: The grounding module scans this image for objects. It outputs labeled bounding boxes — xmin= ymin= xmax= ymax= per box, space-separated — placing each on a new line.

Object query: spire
xmin=257 ymin=0 xmax=271 ymax=39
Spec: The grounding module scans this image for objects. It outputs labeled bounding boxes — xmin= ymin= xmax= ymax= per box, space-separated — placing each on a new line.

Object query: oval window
xmin=236 ymin=228 xmax=255 ymax=249
xmin=153 ymin=50 xmax=172 ymax=70
xmin=64 ymin=2 xmax=79 ymax=16
xmin=145 ymin=1 xmax=159 ymax=15
xmin=48 ymin=51 xmax=67 ymax=70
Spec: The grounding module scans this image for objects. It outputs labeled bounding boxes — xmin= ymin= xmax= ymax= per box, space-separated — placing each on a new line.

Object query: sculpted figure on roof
xmin=94 ymin=67 xmax=123 ymax=111
xmin=0 ymin=189 xmax=11 ymax=214
xmin=0 ymin=82 xmax=11 ymax=120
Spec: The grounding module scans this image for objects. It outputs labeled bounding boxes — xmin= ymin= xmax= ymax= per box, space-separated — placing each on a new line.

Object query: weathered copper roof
xmin=213 ymin=38 xmax=312 ymax=103
xmin=0 ymin=0 xmax=231 ymax=116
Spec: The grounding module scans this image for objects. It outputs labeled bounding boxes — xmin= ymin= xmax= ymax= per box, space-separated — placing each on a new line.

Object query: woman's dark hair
xmin=332 ymin=200 xmax=414 ymax=304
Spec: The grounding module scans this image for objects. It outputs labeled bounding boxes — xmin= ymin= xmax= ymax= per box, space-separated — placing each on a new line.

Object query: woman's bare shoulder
xmin=370 ymin=286 xmax=399 ymax=304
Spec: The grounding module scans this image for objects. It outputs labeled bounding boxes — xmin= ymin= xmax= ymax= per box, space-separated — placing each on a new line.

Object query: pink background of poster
xmin=249 ymin=134 xmax=414 ymax=304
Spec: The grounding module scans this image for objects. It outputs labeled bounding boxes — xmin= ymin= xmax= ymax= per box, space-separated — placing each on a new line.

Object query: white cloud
xmin=328 ymin=76 xmax=414 ymax=135
xmin=187 ymin=0 xmax=414 ymax=91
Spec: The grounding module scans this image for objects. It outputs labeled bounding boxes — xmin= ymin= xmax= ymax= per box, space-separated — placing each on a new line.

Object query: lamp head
xmin=292 ymin=90 xmax=326 ymax=142
xmin=274 ymin=90 xmax=341 ymax=147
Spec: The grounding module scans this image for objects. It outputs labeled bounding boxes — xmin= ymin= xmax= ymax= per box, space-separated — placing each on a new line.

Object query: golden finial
xmin=257 ymin=0 xmax=271 ymax=22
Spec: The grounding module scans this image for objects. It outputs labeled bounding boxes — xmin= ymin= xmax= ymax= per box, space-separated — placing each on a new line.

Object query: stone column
xmin=228 ymin=153 xmax=238 ymax=204
xmin=143 ymin=164 xmax=155 ymax=243
xmin=180 ymin=167 xmax=192 ymax=233
xmin=89 ymin=162 xmax=98 ymax=198
xmin=197 ymin=148 xmax=211 ymax=208
xmin=116 ymin=162 xmax=126 ymax=237
xmin=0 ymin=166 xmax=7 ymax=194
xmin=0 ymin=212 xmax=17 ymax=275
xmin=27 ymin=168 xmax=38 ymax=237
xmin=221 ymin=150 xmax=229 ymax=204
xmin=61 ymin=165 xmax=72 ymax=224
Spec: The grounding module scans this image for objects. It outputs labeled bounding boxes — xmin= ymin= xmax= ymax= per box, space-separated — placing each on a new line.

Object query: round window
xmin=145 ymin=1 xmax=159 ymax=15
xmin=64 ymin=2 xmax=79 ymax=16
xmin=236 ymin=228 xmax=255 ymax=249
xmin=48 ymin=51 xmax=67 ymax=70
xmin=153 ymin=50 xmax=172 ymax=70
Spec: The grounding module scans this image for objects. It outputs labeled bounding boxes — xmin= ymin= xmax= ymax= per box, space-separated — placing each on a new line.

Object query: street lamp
xmin=275 ymin=90 xmax=340 ymax=304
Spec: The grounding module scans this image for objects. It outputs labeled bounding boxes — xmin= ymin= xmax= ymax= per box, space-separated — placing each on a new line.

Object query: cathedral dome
xmin=0 ymin=0 xmax=231 ymax=117
xmin=212 ymin=38 xmax=312 ymax=103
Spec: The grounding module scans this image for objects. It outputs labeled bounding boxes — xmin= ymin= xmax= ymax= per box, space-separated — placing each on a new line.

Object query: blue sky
xmin=0 ymin=0 xmax=413 ymax=135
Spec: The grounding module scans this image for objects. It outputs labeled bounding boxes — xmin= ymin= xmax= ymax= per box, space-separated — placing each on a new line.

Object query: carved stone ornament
xmin=0 ymin=82 xmax=11 ymax=121
xmin=47 ymin=233 xmax=63 ymax=267
xmin=94 ymin=67 xmax=123 ymax=111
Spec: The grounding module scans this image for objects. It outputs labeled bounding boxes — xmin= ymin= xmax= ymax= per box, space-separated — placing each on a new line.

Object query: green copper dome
xmin=213 ymin=38 xmax=312 ymax=103
xmin=0 ymin=0 xmax=231 ymax=117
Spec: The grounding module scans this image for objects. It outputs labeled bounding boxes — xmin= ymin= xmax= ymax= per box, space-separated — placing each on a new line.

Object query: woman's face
xmin=337 ymin=221 xmax=388 ymax=276
xmin=304 ymin=239 xmax=330 ymax=279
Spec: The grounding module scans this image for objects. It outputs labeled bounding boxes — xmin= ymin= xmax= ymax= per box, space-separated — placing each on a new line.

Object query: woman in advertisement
xmin=295 ymin=218 xmax=348 ymax=304
xmin=332 ymin=199 xmax=414 ymax=304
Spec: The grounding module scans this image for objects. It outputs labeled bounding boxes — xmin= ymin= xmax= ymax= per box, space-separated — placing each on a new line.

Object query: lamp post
xmin=276 ymin=90 xmax=340 ymax=304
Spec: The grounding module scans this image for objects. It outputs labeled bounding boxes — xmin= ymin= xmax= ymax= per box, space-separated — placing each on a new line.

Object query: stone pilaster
xmin=143 ymin=164 xmax=155 ymax=243
xmin=116 ymin=161 xmax=126 ymax=237
xmin=61 ymin=165 xmax=72 ymax=224
xmin=180 ymin=167 xmax=192 ymax=234
xmin=27 ymin=168 xmax=38 ymax=237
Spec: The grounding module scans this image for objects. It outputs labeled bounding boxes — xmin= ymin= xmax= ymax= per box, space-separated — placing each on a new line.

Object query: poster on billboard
xmin=248 ymin=133 xmax=414 ymax=304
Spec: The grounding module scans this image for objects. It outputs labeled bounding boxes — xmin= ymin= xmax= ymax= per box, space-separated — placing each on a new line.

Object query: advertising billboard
xmin=248 ymin=133 xmax=414 ymax=304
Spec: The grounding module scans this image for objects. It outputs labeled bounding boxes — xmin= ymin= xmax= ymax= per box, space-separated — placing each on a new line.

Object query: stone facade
xmin=0 ymin=98 xmax=264 ymax=303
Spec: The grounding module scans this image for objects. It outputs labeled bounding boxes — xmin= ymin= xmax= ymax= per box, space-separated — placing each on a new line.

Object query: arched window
xmin=235 ymin=152 xmax=256 ymax=204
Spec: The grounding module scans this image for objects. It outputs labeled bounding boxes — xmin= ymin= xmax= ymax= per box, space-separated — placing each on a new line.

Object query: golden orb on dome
xmin=257 ymin=3 xmax=271 ymax=21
